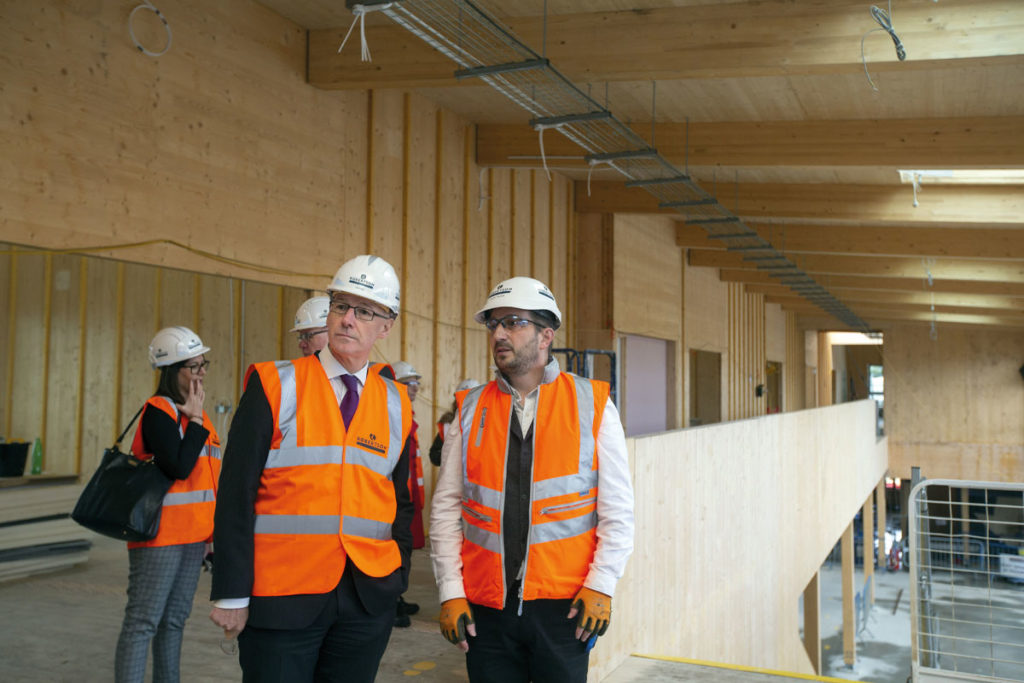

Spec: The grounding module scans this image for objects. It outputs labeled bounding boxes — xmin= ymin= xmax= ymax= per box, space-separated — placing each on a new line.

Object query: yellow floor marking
xmin=413 ymin=661 xmax=437 ymax=670
xmin=633 ymin=654 xmax=861 ymax=682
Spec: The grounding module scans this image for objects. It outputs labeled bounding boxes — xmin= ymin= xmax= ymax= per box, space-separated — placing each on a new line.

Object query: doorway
xmin=689 ymin=349 xmax=721 ymax=426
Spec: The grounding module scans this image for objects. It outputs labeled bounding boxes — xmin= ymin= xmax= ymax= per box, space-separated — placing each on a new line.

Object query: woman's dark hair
xmin=155 ymin=360 xmax=187 ymax=404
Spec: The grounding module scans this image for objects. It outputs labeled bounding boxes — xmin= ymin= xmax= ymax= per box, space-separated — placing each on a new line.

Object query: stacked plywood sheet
xmin=0 ymin=477 xmax=92 ymax=581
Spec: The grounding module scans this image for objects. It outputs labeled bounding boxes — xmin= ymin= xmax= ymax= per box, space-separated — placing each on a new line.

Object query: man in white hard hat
xmin=390 ymin=360 xmax=425 ymax=627
xmin=291 ymin=296 xmax=330 ymax=357
xmin=210 ymin=255 xmax=415 ymax=682
xmin=430 ymin=276 xmax=635 ymax=683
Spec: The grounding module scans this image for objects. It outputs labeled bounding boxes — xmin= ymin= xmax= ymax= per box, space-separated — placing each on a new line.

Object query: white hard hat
xmin=456 ymin=378 xmax=481 ymax=393
xmin=290 ymin=296 xmax=330 ymax=332
xmin=148 ymin=326 xmax=210 ymax=369
xmin=391 ymin=360 xmax=421 ymax=382
xmin=474 ymin=276 xmax=562 ymax=329
xmin=326 ymin=255 xmax=401 ymax=315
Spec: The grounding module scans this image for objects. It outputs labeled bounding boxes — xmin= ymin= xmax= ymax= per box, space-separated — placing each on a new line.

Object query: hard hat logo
xmin=474 ymin=276 xmax=562 ymax=328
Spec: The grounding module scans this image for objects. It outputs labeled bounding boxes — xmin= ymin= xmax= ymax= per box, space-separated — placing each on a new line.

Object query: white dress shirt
xmin=429 ymin=362 xmax=635 ymax=604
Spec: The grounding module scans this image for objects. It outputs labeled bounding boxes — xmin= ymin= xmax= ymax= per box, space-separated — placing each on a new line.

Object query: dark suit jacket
xmin=211 ymin=362 xmax=413 ymax=630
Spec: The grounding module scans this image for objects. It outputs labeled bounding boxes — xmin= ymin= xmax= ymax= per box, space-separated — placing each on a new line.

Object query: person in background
xmin=115 ymin=326 xmax=222 ymax=683
xmin=291 ymin=296 xmax=330 ymax=357
xmin=428 ymin=379 xmax=481 ymax=468
xmin=390 ymin=360 xmax=425 ymax=627
xmin=430 ymin=277 xmax=634 ymax=683
xmin=210 ymin=255 xmax=414 ymax=682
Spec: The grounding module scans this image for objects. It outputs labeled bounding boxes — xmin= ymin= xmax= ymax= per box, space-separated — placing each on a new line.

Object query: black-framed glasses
xmin=484 ymin=314 xmax=539 ymax=332
xmin=183 ymin=360 xmax=211 ymax=375
xmin=297 ymin=329 xmax=327 ymax=343
xmin=329 ymin=301 xmax=391 ymax=322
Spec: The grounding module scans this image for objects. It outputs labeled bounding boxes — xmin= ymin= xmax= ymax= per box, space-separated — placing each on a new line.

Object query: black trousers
xmin=237 ymin=566 xmax=395 ymax=683
xmin=465 ymin=599 xmax=589 ymax=683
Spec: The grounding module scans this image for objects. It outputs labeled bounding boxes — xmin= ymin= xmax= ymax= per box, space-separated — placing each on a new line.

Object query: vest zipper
xmin=461 ymin=503 xmax=492 ymax=524
xmin=539 ymin=497 xmax=595 ymax=516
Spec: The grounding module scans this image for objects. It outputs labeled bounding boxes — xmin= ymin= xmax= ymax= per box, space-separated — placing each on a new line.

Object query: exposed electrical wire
xmin=338 ymin=3 xmax=394 ymax=61
xmin=860 ymin=1 xmax=906 ymax=92
xmin=128 ymin=1 xmax=172 ymax=57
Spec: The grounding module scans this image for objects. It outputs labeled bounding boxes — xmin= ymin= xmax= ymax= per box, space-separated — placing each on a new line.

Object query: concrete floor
xmin=0 ymin=534 xmax=916 ymax=682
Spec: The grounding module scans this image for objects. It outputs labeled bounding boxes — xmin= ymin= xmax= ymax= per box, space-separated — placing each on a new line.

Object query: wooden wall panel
xmin=489 ymin=169 xmax=512 ymax=285
xmin=612 ymin=214 xmax=683 ymax=342
xmin=531 ymin=171 xmax=551 ymax=284
xmin=785 ymin=311 xmax=807 ymax=412
xmin=240 ymin=282 xmax=283 ymax=374
xmin=511 ymin=171 xmax=532 ymax=277
xmin=727 ymin=284 xmax=767 ymax=420
xmin=463 ymin=151 xmax=491 ymax=387
xmin=9 ymin=252 xmax=47 ymax=444
xmin=766 ymin=303 xmax=786 ymax=363
xmin=80 ymin=259 xmax=119 ymax=472
xmin=0 ymin=245 xmax=10 ymax=439
xmin=589 ymin=401 xmax=889 ymax=679
xmin=550 ymin=178 xmax=570 ymax=349
xmin=886 ymin=324 xmax=1024 ymax=481
xmin=119 ymin=264 xmax=159 ymax=431
xmin=43 ymin=256 xmax=83 ymax=473
xmin=197 ymin=275 xmax=241 ymax=431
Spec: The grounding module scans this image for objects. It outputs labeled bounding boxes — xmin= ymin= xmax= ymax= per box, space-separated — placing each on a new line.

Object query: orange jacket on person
xmin=128 ymin=396 xmax=222 ymax=549
xmin=455 ymin=373 xmax=610 ymax=609
xmin=248 ymin=355 xmax=412 ymax=597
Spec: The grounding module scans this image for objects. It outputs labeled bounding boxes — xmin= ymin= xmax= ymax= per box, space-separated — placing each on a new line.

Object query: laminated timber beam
xmin=767 ymin=296 xmax=1022 ymax=319
xmin=687 ymin=249 xmax=1024 ymax=282
xmin=783 ymin=306 xmax=1024 ymax=329
xmin=577 ymin=182 xmax=1024 ymax=225
xmin=308 ymin=1 xmax=1024 ymax=89
xmin=745 ymin=286 xmax=1024 ymax=312
xmin=478 ymin=117 xmax=1024 ymax=169
xmin=716 ymin=269 xmax=1024 ymax=297
xmin=675 ymin=223 xmax=1024 ymax=260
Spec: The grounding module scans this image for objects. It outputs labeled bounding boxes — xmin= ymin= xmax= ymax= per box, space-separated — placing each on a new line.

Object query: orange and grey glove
xmin=439 ymin=598 xmax=475 ymax=646
xmin=568 ymin=587 xmax=611 ymax=640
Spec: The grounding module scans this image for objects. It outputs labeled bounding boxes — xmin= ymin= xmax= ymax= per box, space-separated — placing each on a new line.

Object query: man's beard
xmin=494 ymin=334 xmax=540 ymax=377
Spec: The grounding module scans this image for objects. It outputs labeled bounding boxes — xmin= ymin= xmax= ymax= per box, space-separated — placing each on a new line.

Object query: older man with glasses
xmin=210 ymin=255 xmax=415 ymax=683
xmin=290 ymin=296 xmax=330 ymax=357
xmin=430 ymin=276 xmax=635 ymax=683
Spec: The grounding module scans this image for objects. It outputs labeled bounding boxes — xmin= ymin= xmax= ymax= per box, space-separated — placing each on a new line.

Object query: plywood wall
xmin=785 ymin=312 xmax=807 ymax=412
xmin=727 ymin=283 xmax=767 ymax=420
xmin=886 ymin=324 xmax=1024 ymax=481
xmin=589 ymin=400 xmax=888 ymax=679
xmin=612 ymin=214 xmax=684 ymax=428
xmin=2 ymin=0 xmax=577 ymax=507
xmin=0 ymin=245 xmax=306 ymax=476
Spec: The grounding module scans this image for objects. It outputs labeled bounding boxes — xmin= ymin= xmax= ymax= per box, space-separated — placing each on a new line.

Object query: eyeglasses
xmin=183 ymin=360 xmax=211 ymax=374
xmin=329 ymin=301 xmax=392 ymax=322
xmin=484 ymin=314 xmax=540 ymax=332
xmin=297 ymin=330 xmax=326 ymax=343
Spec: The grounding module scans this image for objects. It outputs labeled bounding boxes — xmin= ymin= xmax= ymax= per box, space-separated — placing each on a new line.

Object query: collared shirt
xmin=430 ymin=359 xmax=635 ymax=603
xmin=317 ymin=348 xmax=368 ymax=405
xmin=213 ymin=352 xmax=369 ymax=611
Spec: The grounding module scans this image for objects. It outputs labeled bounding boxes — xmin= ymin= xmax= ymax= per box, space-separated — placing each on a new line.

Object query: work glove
xmin=439 ymin=598 xmax=475 ymax=646
xmin=568 ymin=586 xmax=611 ymax=640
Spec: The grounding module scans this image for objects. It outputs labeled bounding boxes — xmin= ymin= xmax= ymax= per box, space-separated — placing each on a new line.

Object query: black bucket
xmin=0 ymin=442 xmax=30 ymax=477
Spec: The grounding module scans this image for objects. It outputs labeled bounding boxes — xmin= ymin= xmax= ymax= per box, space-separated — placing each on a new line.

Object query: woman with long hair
xmin=114 ymin=326 xmax=221 ymax=683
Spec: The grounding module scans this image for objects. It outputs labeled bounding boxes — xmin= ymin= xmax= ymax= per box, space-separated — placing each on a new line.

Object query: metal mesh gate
xmin=910 ymin=479 xmax=1024 ymax=682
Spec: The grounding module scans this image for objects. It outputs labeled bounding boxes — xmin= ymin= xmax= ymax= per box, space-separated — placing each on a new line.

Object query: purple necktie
xmin=340 ymin=374 xmax=360 ymax=428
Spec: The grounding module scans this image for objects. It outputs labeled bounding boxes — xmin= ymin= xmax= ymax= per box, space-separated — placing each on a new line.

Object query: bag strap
xmin=114 ymin=403 xmax=147 ymax=447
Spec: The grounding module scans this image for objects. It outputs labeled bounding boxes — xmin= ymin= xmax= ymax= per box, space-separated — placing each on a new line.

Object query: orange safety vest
xmin=249 ymin=355 xmax=412 ymax=597
xmin=128 ymin=396 xmax=221 ymax=549
xmin=456 ymin=372 xmax=609 ymax=609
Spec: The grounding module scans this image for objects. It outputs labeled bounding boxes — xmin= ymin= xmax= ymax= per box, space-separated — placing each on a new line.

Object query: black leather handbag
xmin=71 ymin=404 xmax=173 ymax=542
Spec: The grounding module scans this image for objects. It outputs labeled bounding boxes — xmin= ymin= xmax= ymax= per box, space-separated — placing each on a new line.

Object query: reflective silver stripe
xmin=382 ymin=379 xmax=403 ymax=469
xmin=208 ymin=445 xmax=223 ymax=461
xmin=465 ymin=481 xmax=502 ymax=510
xmin=463 ymin=519 xmax=501 ymax=553
xmin=163 ymin=489 xmax=215 ymax=506
xmin=273 ymin=361 xmax=298 ymax=449
xmin=265 ymin=445 xmax=343 ymax=469
xmin=531 ymin=510 xmax=597 ymax=544
xmin=346 ymin=445 xmax=393 ymax=478
xmin=459 ymin=385 xmax=486 ymax=484
xmin=254 ymin=514 xmax=340 ymax=535
xmin=344 ymin=515 xmax=392 ymax=541
xmin=572 ymin=375 xmax=596 ymax=473
xmin=533 ymin=471 xmax=598 ymax=501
